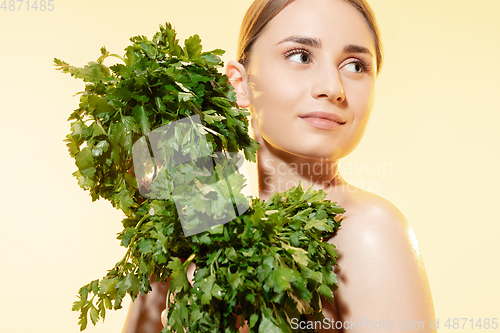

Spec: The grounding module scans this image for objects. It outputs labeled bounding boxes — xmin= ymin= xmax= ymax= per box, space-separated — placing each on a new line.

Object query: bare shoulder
xmin=328 ymin=185 xmax=412 ymax=250
xmin=325 ymin=184 xmax=436 ymax=330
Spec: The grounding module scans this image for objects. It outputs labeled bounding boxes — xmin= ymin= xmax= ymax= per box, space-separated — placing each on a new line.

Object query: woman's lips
xmin=299 ymin=111 xmax=345 ymax=130
xmin=300 ymin=117 xmax=343 ymax=130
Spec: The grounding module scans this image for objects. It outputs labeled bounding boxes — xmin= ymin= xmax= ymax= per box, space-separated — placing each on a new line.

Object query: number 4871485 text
xmin=1 ymin=0 xmax=55 ymax=11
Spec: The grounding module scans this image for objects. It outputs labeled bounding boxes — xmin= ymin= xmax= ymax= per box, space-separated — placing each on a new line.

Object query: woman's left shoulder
xmin=326 ymin=184 xmax=422 ymax=270
xmin=326 ymin=185 xmax=436 ymax=324
xmin=328 ymin=185 xmax=410 ymax=238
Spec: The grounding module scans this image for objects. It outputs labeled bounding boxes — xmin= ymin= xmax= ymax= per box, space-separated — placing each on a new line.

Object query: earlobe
xmin=226 ymin=60 xmax=251 ymax=108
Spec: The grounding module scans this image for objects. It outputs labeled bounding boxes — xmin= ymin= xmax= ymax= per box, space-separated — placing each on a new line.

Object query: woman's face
xmin=244 ymin=0 xmax=377 ymax=160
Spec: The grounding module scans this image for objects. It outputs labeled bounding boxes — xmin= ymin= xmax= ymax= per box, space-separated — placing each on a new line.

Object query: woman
xmin=124 ymin=0 xmax=436 ymax=332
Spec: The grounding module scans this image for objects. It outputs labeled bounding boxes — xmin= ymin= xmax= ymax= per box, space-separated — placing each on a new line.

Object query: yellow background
xmin=0 ymin=0 xmax=499 ymax=332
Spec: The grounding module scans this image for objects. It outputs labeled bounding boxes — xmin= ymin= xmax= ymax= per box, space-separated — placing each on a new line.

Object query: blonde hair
xmin=237 ymin=0 xmax=383 ymax=74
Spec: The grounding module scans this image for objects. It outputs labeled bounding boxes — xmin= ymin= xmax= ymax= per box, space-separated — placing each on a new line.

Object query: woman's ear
xmin=226 ymin=60 xmax=251 ymax=108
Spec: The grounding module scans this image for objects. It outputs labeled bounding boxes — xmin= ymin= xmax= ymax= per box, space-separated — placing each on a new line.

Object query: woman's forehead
xmin=257 ymin=0 xmax=375 ymax=51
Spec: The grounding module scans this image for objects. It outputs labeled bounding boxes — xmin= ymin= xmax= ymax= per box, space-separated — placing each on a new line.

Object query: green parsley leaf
xmin=57 ymin=22 xmax=343 ymax=333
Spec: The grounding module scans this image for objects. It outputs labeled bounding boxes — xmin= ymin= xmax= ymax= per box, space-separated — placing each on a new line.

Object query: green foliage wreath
xmin=55 ymin=23 xmax=345 ymax=333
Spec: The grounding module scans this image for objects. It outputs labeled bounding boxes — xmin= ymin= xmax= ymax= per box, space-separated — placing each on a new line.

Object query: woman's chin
xmin=274 ymin=143 xmax=345 ymax=162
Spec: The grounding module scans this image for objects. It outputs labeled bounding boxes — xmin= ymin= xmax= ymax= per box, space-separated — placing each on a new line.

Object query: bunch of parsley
xmin=55 ymin=23 xmax=344 ymax=333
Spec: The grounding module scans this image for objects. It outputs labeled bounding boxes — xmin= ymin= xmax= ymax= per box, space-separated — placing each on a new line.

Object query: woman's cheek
xmin=258 ymin=108 xmax=285 ymax=146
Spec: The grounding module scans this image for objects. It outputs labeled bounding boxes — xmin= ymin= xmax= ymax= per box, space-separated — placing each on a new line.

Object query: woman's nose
xmin=310 ymin=65 xmax=345 ymax=103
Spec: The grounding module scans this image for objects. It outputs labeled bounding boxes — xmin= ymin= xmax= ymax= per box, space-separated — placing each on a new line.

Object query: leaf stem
xmin=118 ymin=213 xmax=151 ymax=274
xmin=183 ymin=252 xmax=196 ymax=268
xmin=135 ymin=213 xmax=151 ymax=230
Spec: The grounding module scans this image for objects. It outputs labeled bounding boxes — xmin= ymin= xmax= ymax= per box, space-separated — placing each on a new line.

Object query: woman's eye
xmin=288 ymin=52 xmax=311 ymax=64
xmin=343 ymin=61 xmax=365 ymax=73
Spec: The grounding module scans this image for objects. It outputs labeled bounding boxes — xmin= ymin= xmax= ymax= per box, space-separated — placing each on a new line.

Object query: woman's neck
xmin=255 ymin=138 xmax=343 ymax=202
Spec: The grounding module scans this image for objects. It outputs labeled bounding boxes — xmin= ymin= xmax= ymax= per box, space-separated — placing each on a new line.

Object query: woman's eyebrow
xmin=276 ymin=36 xmax=322 ymax=48
xmin=343 ymin=44 xmax=374 ymax=58
xmin=276 ymin=36 xmax=374 ymax=58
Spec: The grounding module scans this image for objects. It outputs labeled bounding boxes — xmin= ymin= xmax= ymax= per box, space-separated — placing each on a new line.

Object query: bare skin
xmin=122 ymin=276 xmax=169 ymax=333
xmin=124 ymin=0 xmax=436 ymax=332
